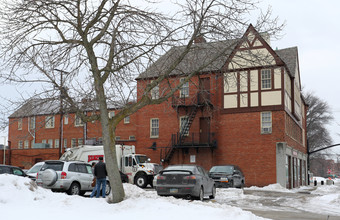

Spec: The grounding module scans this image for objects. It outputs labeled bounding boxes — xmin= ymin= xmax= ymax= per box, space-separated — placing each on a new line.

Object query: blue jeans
xmin=90 ymin=181 xmax=97 ymax=198
xmin=96 ymin=178 xmax=106 ymax=198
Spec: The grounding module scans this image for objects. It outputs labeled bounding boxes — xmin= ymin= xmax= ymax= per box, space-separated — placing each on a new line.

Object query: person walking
xmin=94 ymin=156 xmax=107 ymax=198
xmin=89 ymin=162 xmax=97 ymax=198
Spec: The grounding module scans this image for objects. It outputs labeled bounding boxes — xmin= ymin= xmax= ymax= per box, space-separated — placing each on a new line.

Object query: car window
xmin=68 ymin=163 xmax=76 ymax=172
xmin=0 ymin=166 xmax=11 ymax=174
xmin=197 ymin=166 xmax=206 ymax=176
xmin=86 ymin=165 xmax=92 ymax=174
xmin=13 ymin=168 xmax=24 ymax=176
xmin=76 ymin=164 xmax=88 ymax=173
xmin=209 ymin=166 xmax=233 ymax=175
xmin=41 ymin=162 xmax=64 ymax=171
xmin=27 ymin=164 xmax=43 ymax=174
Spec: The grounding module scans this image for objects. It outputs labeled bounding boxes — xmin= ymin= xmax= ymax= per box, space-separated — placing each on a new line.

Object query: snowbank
xmin=0 ymin=174 xmax=267 ymax=220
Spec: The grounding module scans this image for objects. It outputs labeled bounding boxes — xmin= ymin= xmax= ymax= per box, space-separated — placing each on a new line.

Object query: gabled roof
xmin=276 ymin=47 xmax=298 ymax=77
xmin=136 ymin=39 xmax=239 ymax=79
xmin=137 ymin=26 xmax=299 ymax=80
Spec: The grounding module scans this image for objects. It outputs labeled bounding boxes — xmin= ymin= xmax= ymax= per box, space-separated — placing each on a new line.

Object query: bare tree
xmin=305 ymin=91 xmax=334 ymax=157
xmin=0 ymin=0 xmax=283 ymax=203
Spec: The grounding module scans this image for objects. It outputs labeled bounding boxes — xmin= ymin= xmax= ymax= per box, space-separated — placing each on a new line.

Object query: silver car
xmin=155 ymin=164 xmax=216 ymax=201
xmin=36 ymin=160 xmax=110 ymax=196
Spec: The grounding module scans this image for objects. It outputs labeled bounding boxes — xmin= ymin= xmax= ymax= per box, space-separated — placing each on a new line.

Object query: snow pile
xmin=0 ymin=174 xmax=267 ymax=220
xmin=246 ymin=183 xmax=292 ymax=193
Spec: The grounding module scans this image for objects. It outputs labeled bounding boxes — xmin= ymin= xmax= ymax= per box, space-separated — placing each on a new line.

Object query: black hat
xmin=99 ymin=156 xmax=103 ymax=160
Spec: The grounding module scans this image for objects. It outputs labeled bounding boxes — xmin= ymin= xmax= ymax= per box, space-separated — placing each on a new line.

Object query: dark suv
xmin=36 ymin=160 xmax=110 ymax=196
xmin=208 ymin=165 xmax=245 ymax=188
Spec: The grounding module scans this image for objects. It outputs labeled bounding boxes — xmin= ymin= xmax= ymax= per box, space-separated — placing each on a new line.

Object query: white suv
xmin=36 ymin=160 xmax=110 ymax=196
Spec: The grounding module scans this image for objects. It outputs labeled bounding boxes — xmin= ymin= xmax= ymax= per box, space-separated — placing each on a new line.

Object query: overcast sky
xmin=257 ymin=0 xmax=340 ymax=155
xmin=1 ymin=0 xmax=339 ymax=155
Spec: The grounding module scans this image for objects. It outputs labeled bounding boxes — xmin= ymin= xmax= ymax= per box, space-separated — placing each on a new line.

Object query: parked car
xmin=25 ymin=162 xmax=44 ymax=181
xmin=36 ymin=160 xmax=111 ymax=196
xmin=155 ymin=164 xmax=216 ymax=201
xmin=0 ymin=165 xmax=27 ymax=177
xmin=208 ymin=165 xmax=245 ymax=188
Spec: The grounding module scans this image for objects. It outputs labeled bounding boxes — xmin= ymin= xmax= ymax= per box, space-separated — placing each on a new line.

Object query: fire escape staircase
xmin=163 ymin=105 xmax=198 ymax=163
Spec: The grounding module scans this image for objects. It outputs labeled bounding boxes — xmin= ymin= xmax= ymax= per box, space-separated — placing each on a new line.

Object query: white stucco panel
xmin=240 ymin=71 xmax=248 ymax=92
xmin=224 ymin=72 xmax=238 ymax=93
xmin=250 ymin=70 xmax=258 ymax=91
xmin=274 ymin=68 xmax=281 ymax=89
xmin=250 ymin=92 xmax=259 ymax=107
xmin=261 ymin=91 xmax=282 ymax=106
xmin=240 ymin=93 xmax=248 ymax=107
xmin=224 ymin=94 xmax=238 ymax=109
xmin=228 ymin=48 xmax=276 ymax=70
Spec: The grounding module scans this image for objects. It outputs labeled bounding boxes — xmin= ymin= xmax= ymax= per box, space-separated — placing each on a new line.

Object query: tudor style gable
xmin=222 ymin=24 xmax=286 ymax=112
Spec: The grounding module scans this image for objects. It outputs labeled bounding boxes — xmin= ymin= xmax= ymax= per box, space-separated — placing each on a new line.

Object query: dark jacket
xmin=94 ymin=161 xmax=107 ymax=179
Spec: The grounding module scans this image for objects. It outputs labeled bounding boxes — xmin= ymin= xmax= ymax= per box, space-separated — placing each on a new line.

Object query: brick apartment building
xmin=2 ymin=25 xmax=308 ymax=188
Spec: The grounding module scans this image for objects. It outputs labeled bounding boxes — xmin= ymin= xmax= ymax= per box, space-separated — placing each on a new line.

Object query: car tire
xmin=67 ymin=182 xmax=80 ymax=195
xmin=197 ymin=187 xmax=204 ymax=201
xmin=105 ymin=181 xmax=111 ymax=195
xmin=209 ymin=185 xmax=216 ymax=199
xmin=134 ymin=173 xmax=148 ymax=188
xmin=41 ymin=169 xmax=58 ymax=186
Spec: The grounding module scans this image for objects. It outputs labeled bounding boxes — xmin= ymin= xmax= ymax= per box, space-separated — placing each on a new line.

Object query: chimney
xmin=194 ymin=35 xmax=206 ymax=44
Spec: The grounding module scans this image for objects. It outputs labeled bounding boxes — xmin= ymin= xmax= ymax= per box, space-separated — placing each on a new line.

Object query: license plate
xmin=170 ymin=188 xmax=178 ymax=193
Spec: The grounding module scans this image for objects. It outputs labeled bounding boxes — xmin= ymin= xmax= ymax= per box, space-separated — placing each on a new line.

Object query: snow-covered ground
xmin=1 ymin=174 xmax=340 ymax=220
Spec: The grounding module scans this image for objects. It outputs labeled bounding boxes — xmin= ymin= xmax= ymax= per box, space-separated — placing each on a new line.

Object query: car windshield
xmin=26 ymin=164 xmax=43 ymax=174
xmin=209 ymin=166 xmax=234 ymax=175
xmin=165 ymin=165 xmax=196 ymax=172
xmin=41 ymin=162 xmax=64 ymax=171
xmin=135 ymin=155 xmax=149 ymax=164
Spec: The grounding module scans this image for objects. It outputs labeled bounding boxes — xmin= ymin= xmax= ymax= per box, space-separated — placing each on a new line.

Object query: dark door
xmin=199 ymin=117 xmax=210 ymax=143
xmin=199 ymin=78 xmax=210 ymax=104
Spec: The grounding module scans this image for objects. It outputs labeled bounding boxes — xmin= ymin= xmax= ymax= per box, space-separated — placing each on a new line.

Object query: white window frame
xmin=24 ymin=140 xmax=29 ymax=149
xmin=108 ymin=111 xmax=115 ymax=119
xmin=261 ymin=69 xmax=271 ymax=89
xmin=180 ymin=116 xmax=189 ymax=136
xmin=54 ymin=139 xmax=59 ymax=148
xmin=150 ymin=118 xmax=159 ymax=138
xmin=75 ymin=115 xmax=84 ymax=127
xmin=71 ymin=138 xmax=77 ymax=148
xmin=115 ymin=136 xmax=121 ymax=141
xmin=124 ymin=116 xmax=130 ymax=124
xmin=180 ymin=78 xmax=189 ymax=98
xmin=48 ymin=139 xmax=53 ymax=148
xmin=129 ymin=135 xmax=136 ymax=141
xmin=42 ymin=139 xmax=47 ymax=144
xmin=261 ymin=112 xmax=272 ymax=134
xmin=151 ymin=81 xmax=160 ymax=99
xmin=29 ymin=117 xmax=35 ymax=130
xmin=18 ymin=141 xmax=23 ymax=149
xmin=64 ymin=139 xmax=67 ymax=148
xmin=78 ymin=138 xmax=83 ymax=146
xmin=64 ymin=114 xmax=69 ymax=125
xmin=18 ymin=118 xmax=22 ymax=130
xmin=45 ymin=116 xmax=55 ymax=128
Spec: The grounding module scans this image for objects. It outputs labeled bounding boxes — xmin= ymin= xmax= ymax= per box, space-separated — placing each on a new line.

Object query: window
xmin=180 ymin=78 xmax=189 ymax=98
xmin=180 ymin=116 xmax=189 ymax=136
xmin=129 ymin=135 xmax=136 ymax=141
xmin=75 ymin=115 xmax=84 ymax=127
xmin=151 ymin=81 xmax=159 ymax=99
xmin=48 ymin=139 xmax=53 ymax=148
xmin=55 ymin=139 xmax=59 ymax=148
xmin=42 ymin=139 xmax=47 ymax=144
xmin=261 ymin=112 xmax=272 ymax=134
xmin=18 ymin=141 xmax=23 ymax=149
xmin=261 ymin=69 xmax=271 ymax=89
xmin=78 ymin=138 xmax=83 ymax=146
xmin=29 ymin=117 xmax=35 ymax=130
xmin=64 ymin=139 xmax=67 ymax=148
xmin=24 ymin=140 xmax=29 ymax=149
xmin=31 ymin=140 xmax=35 ymax=148
xmin=18 ymin=118 xmax=22 ymax=130
xmin=150 ymin=118 xmax=159 ymax=138
xmin=108 ymin=111 xmax=115 ymax=119
xmin=71 ymin=138 xmax=77 ymax=148
xmin=124 ymin=116 xmax=130 ymax=124
xmin=115 ymin=136 xmax=121 ymax=141
xmin=45 ymin=116 xmax=55 ymax=128
xmin=64 ymin=114 xmax=69 ymax=125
